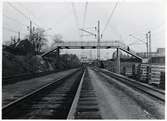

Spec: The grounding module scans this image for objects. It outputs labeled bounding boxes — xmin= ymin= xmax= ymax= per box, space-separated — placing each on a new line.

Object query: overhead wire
xmin=130 ymin=23 xmax=165 ymax=36
xmin=3 ymin=14 xmax=28 ymax=27
xmin=72 ymin=3 xmax=80 ymax=29
xmin=109 ymin=25 xmax=123 ymax=40
xmin=151 ymin=23 xmax=165 ymax=34
xmin=128 ymin=23 xmax=164 ymax=48
xmin=71 ymin=2 xmax=81 ymax=40
xmin=81 ymin=2 xmax=88 ymax=40
xmin=102 ymin=1 xmax=119 ymax=34
xmin=5 ymin=2 xmax=45 ymax=43
xmin=16 ymin=3 xmax=42 ymax=28
xmin=7 ymin=2 xmax=41 ymax=28
xmin=3 ymin=26 xmax=27 ymax=35
xmin=7 ymin=2 xmax=30 ymax=21
xmin=82 ymin=2 xmax=88 ymax=28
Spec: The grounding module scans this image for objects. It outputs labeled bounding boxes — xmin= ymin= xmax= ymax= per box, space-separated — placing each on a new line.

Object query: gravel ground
xmin=88 ymin=67 xmax=164 ymax=119
xmin=2 ymin=68 xmax=78 ymax=106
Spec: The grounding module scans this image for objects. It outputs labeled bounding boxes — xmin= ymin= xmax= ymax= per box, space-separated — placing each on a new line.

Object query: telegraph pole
xmin=79 ymin=20 xmax=102 ymax=61
xmin=148 ymin=31 xmax=151 ymax=59
xmin=97 ymin=20 xmax=100 ymax=60
xmin=147 ymin=31 xmax=151 ymax=82
xmin=13 ymin=36 xmax=16 ymax=45
xmin=29 ymin=20 xmax=32 ymax=41
xmin=18 ymin=32 xmax=20 ymax=42
xmin=129 ymin=33 xmax=150 ymax=59
xmin=146 ymin=33 xmax=149 ymax=58
xmin=90 ymin=49 xmax=92 ymax=60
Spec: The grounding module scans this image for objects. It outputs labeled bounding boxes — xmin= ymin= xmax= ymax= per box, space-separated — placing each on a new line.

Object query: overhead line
xmin=80 ymin=28 xmax=96 ymax=36
xmin=129 ymin=34 xmax=146 ymax=44
xmin=7 ymin=2 xmax=30 ymax=21
xmin=7 ymin=2 xmax=40 ymax=28
xmin=130 ymin=23 xmax=165 ymax=36
xmin=3 ymin=14 xmax=28 ymax=27
xmin=109 ymin=25 xmax=125 ymax=43
xmin=71 ymin=2 xmax=81 ymax=39
xmin=150 ymin=23 xmax=165 ymax=33
xmin=16 ymin=3 xmax=42 ymax=28
xmin=72 ymin=3 xmax=79 ymax=28
xmin=3 ymin=26 xmax=27 ymax=35
xmin=82 ymin=2 xmax=88 ymax=28
xmin=102 ymin=1 xmax=119 ymax=34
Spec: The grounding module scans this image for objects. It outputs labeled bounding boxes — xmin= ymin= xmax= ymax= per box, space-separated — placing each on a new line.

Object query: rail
xmin=3 ymin=68 xmax=78 ymax=85
xmin=3 ymin=71 xmax=55 ymax=85
xmin=67 ymin=70 xmax=86 ymax=119
xmin=99 ymin=68 xmax=165 ymax=102
xmin=2 ymin=69 xmax=81 ymax=119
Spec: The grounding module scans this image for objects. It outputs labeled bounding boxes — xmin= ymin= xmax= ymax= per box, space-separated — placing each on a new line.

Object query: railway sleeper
xmin=74 ymin=70 xmax=101 ymax=119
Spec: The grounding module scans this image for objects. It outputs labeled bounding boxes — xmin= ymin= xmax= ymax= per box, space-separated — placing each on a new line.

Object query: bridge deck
xmin=42 ymin=41 xmax=143 ymax=60
xmin=53 ymin=41 xmax=126 ymax=49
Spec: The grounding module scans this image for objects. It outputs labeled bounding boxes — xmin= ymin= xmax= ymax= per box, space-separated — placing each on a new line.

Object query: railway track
xmin=3 ymin=67 xmax=164 ymax=119
xmin=3 ymin=71 xmax=56 ymax=85
xmin=3 ymin=68 xmax=101 ymax=119
xmin=68 ymin=69 xmax=101 ymax=119
xmin=3 ymin=69 xmax=83 ymax=119
xmin=95 ymin=68 xmax=165 ymax=102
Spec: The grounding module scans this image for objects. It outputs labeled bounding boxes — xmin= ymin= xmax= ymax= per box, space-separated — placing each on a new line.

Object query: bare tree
xmin=32 ymin=28 xmax=48 ymax=54
xmin=51 ymin=34 xmax=63 ymax=48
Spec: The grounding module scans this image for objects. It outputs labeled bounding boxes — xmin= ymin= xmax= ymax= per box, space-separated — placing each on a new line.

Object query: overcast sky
xmin=3 ymin=0 xmax=165 ymax=60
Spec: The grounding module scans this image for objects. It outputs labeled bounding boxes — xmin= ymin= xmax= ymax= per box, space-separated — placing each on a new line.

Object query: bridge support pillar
xmin=57 ymin=47 xmax=60 ymax=58
xmin=56 ymin=47 xmax=60 ymax=68
xmin=116 ymin=48 xmax=120 ymax=74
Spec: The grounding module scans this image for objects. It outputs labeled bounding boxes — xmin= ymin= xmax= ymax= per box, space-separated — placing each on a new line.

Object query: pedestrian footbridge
xmin=42 ymin=41 xmax=143 ymax=60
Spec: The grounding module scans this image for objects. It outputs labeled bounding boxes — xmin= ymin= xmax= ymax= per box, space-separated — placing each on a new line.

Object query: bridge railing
xmin=54 ymin=40 xmax=127 ymax=48
xmin=42 ymin=40 xmax=142 ymax=60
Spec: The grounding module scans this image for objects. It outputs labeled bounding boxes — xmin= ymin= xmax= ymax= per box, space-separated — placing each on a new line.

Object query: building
xmin=136 ymin=48 xmax=165 ymax=65
xmin=136 ymin=48 xmax=165 ymax=58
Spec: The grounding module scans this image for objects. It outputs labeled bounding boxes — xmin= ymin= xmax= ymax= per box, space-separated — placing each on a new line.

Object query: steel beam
xmin=116 ymin=48 xmax=120 ymax=74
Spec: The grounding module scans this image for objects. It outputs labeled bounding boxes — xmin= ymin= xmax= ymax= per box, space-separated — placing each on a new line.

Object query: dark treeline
xmin=3 ymin=30 xmax=81 ymax=77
